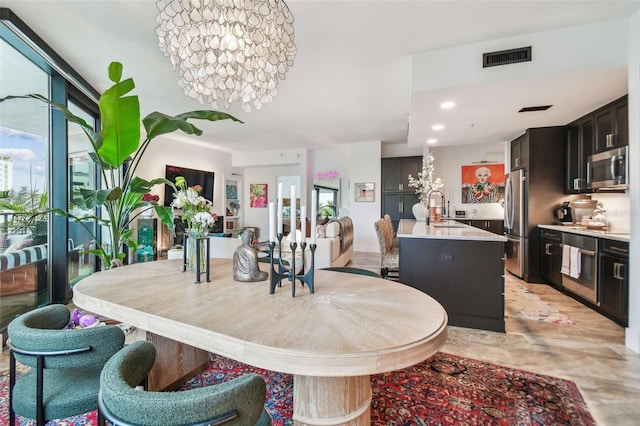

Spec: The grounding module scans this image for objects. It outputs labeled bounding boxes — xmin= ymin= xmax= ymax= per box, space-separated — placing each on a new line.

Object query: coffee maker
xmin=555 ymin=199 xmax=598 ymax=224
xmin=555 ymin=202 xmax=573 ymax=223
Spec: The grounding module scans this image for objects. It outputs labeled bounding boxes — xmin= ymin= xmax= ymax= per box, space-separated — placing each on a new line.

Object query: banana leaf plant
xmin=0 ymin=62 xmax=242 ymax=268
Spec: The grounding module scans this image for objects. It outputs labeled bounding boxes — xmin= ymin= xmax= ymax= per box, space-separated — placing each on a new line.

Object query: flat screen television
xmin=164 ymin=165 xmax=215 ymax=207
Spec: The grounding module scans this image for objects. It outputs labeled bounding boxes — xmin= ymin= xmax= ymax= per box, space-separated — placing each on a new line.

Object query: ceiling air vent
xmin=483 ymin=46 xmax=532 ymax=68
xmin=518 ymin=105 xmax=552 ymax=113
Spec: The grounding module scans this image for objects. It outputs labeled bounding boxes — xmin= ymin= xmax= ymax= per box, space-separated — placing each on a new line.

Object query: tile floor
xmin=2 ymin=251 xmax=639 ymax=425
xmin=349 ymin=251 xmax=640 ymax=426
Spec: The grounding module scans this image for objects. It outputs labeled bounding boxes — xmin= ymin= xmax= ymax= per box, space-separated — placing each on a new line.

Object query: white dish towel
xmin=569 ymin=246 xmax=581 ymax=279
xmin=561 ymin=244 xmax=571 ymax=275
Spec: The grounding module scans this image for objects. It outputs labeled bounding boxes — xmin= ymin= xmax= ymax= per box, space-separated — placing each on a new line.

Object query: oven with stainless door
xmin=561 ymin=233 xmax=598 ymax=303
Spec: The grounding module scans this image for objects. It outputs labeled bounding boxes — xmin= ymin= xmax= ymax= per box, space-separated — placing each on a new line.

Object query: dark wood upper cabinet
xmin=594 ymin=95 xmax=628 ymax=153
xmin=565 ymin=94 xmax=626 ymax=194
xmin=381 ymin=158 xmax=403 ymax=192
xmin=614 ymin=100 xmax=628 ymax=149
xmin=381 ymin=156 xmax=423 ymax=228
xmin=381 ymin=156 xmax=422 ymax=192
xmin=510 ymin=134 xmax=528 ymax=171
xmin=565 ymin=116 xmax=594 ymax=194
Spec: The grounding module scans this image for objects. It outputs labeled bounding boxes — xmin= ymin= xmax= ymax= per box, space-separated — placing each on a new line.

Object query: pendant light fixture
xmin=156 ymin=0 xmax=296 ymax=112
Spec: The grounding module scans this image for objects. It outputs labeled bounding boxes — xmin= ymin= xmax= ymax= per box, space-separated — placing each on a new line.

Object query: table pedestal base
xmin=145 ymin=332 xmax=209 ymax=391
xmin=292 ymin=375 xmax=372 ymax=426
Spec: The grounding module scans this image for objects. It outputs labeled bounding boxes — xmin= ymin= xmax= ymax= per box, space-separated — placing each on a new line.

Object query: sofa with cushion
xmin=314 ymin=217 xmax=354 ymax=269
xmin=0 ymin=242 xmax=48 ymax=298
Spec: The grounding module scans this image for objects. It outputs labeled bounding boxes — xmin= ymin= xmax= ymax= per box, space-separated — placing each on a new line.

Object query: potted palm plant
xmin=1 ymin=62 xmax=242 ymax=268
xmin=0 ymin=189 xmax=49 ymax=245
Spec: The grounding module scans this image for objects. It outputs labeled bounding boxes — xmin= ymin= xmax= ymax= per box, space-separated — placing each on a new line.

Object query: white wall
xmin=430 ymin=143 xmax=506 ymax=219
xmin=590 ymin=193 xmax=631 ymax=233
xmin=412 ymin=19 xmax=628 ymax=93
xmin=311 ymin=147 xmax=350 ymax=215
xmin=408 ymin=18 xmax=629 ymax=147
xmin=135 ymin=134 xmax=236 ymax=248
xmin=309 ymin=142 xmax=382 ymax=252
xmin=230 ymin=142 xmax=382 ymax=253
xmin=626 ymin=9 xmax=640 ymax=352
xmin=232 ymin=148 xmax=306 ymax=168
xmin=242 ymin=164 xmax=300 ymax=239
xmin=381 ymin=143 xmax=423 ymax=158
xmin=344 ymin=141 xmax=382 ymax=252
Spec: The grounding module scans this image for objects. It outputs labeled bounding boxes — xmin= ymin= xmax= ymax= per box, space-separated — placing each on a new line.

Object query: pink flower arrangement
xmin=142 ymin=193 xmax=160 ymax=202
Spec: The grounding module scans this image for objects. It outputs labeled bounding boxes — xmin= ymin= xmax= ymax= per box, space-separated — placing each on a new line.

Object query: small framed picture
xmin=355 ymin=182 xmax=375 ymax=202
xmin=249 ymin=183 xmax=268 ymax=208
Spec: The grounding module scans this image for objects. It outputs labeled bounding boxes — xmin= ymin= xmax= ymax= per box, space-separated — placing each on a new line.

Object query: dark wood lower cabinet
xmin=539 ymin=229 xmax=563 ymax=287
xmin=382 ymin=193 xmax=419 ymax=230
xmin=538 ymin=228 xmax=629 ymax=327
xmin=399 ymin=237 xmax=505 ymax=332
xmin=457 ymin=219 xmax=504 ymax=235
xmin=598 ymin=239 xmax=629 ymax=326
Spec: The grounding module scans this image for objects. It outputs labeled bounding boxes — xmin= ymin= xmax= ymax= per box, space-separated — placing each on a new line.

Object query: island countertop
xmin=397 ymin=219 xmax=507 ymax=242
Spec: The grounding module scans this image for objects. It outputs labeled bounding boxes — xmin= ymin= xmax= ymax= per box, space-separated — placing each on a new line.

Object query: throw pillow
xmin=316 ymin=224 xmax=327 ymax=239
xmin=4 ymin=238 xmax=33 ymax=253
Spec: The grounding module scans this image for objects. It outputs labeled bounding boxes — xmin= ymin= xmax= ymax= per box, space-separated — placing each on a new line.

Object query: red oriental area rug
xmin=1 ymin=352 xmax=595 ymax=426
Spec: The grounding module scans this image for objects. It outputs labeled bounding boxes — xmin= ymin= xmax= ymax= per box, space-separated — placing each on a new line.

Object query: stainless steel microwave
xmin=587 ymin=146 xmax=628 ymax=190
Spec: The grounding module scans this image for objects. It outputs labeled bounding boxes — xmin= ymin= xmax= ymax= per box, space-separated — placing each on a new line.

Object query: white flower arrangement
xmin=171 ymin=186 xmax=210 ymax=211
xmin=407 ymin=153 xmax=444 ymax=202
xmin=193 ymin=211 xmax=216 ymax=228
xmin=172 ymin=176 xmax=217 ymax=237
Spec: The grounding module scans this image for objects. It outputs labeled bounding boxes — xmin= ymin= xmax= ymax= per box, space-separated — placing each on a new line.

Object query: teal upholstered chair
xmin=321 ymin=266 xmax=382 ymax=278
xmin=8 ymin=304 xmax=125 ymax=426
xmin=98 ymin=340 xmax=272 ymax=426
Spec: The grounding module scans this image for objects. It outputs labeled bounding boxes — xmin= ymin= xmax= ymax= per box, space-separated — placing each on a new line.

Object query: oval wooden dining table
xmin=73 ymin=258 xmax=447 ymax=426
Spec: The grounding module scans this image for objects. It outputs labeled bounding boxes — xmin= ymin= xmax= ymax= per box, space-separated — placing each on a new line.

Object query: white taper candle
xmin=290 ymin=185 xmax=296 ymax=243
xmin=310 ymin=189 xmax=317 ymax=244
xmin=277 ymin=182 xmax=283 ymax=234
xmin=300 ymin=206 xmax=306 ymax=243
xmin=268 ymin=201 xmax=275 ymax=242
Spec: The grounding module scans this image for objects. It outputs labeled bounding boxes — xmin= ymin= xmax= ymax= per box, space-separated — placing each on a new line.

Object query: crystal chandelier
xmin=155 ymin=0 xmax=296 ymax=112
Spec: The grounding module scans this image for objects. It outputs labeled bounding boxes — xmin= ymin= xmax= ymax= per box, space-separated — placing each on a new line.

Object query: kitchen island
xmin=397 ymin=219 xmax=507 ymax=332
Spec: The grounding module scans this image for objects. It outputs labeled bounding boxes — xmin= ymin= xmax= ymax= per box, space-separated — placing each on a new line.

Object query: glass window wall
xmin=0 ymin=37 xmax=50 ymax=330
xmin=0 ymin=8 xmax=100 ymax=343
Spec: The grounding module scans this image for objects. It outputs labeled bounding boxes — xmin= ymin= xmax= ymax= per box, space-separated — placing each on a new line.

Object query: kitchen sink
xmin=432 ymin=223 xmax=465 ymax=228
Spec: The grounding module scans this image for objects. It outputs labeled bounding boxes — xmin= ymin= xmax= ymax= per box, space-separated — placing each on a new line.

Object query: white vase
xmin=412 ymin=202 xmax=428 ymax=222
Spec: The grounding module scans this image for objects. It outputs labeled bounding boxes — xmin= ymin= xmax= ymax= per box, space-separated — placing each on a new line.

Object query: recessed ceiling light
xmin=427 ymin=138 xmax=437 ymax=144
xmin=440 ymin=101 xmax=455 ymax=109
xmin=432 ymin=124 xmax=444 ymax=131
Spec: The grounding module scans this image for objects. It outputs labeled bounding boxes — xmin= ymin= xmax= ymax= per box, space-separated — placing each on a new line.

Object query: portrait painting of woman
xmin=461 ymin=164 xmax=505 ymax=204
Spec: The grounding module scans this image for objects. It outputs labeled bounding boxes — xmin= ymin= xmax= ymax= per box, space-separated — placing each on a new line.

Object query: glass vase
xmin=186 ymin=229 xmax=207 ymax=273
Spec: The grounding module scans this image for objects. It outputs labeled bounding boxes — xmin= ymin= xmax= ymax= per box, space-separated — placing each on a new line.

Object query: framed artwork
xmin=226 ymin=183 xmax=238 ymax=200
xmin=249 ymin=183 xmax=268 ymax=208
xmin=355 ymin=182 xmax=375 ymax=202
xmin=461 ymin=164 xmax=505 ymax=204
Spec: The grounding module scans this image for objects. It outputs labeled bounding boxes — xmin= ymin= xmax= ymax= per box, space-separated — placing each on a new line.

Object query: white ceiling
xmin=1 ymin=0 xmax=639 ymax=153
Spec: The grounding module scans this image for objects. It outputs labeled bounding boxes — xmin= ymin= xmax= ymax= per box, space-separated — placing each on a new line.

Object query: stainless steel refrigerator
xmin=504 ymin=169 xmax=525 ymax=278
xmin=503 ymin=127 xmax=570 ymax=283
